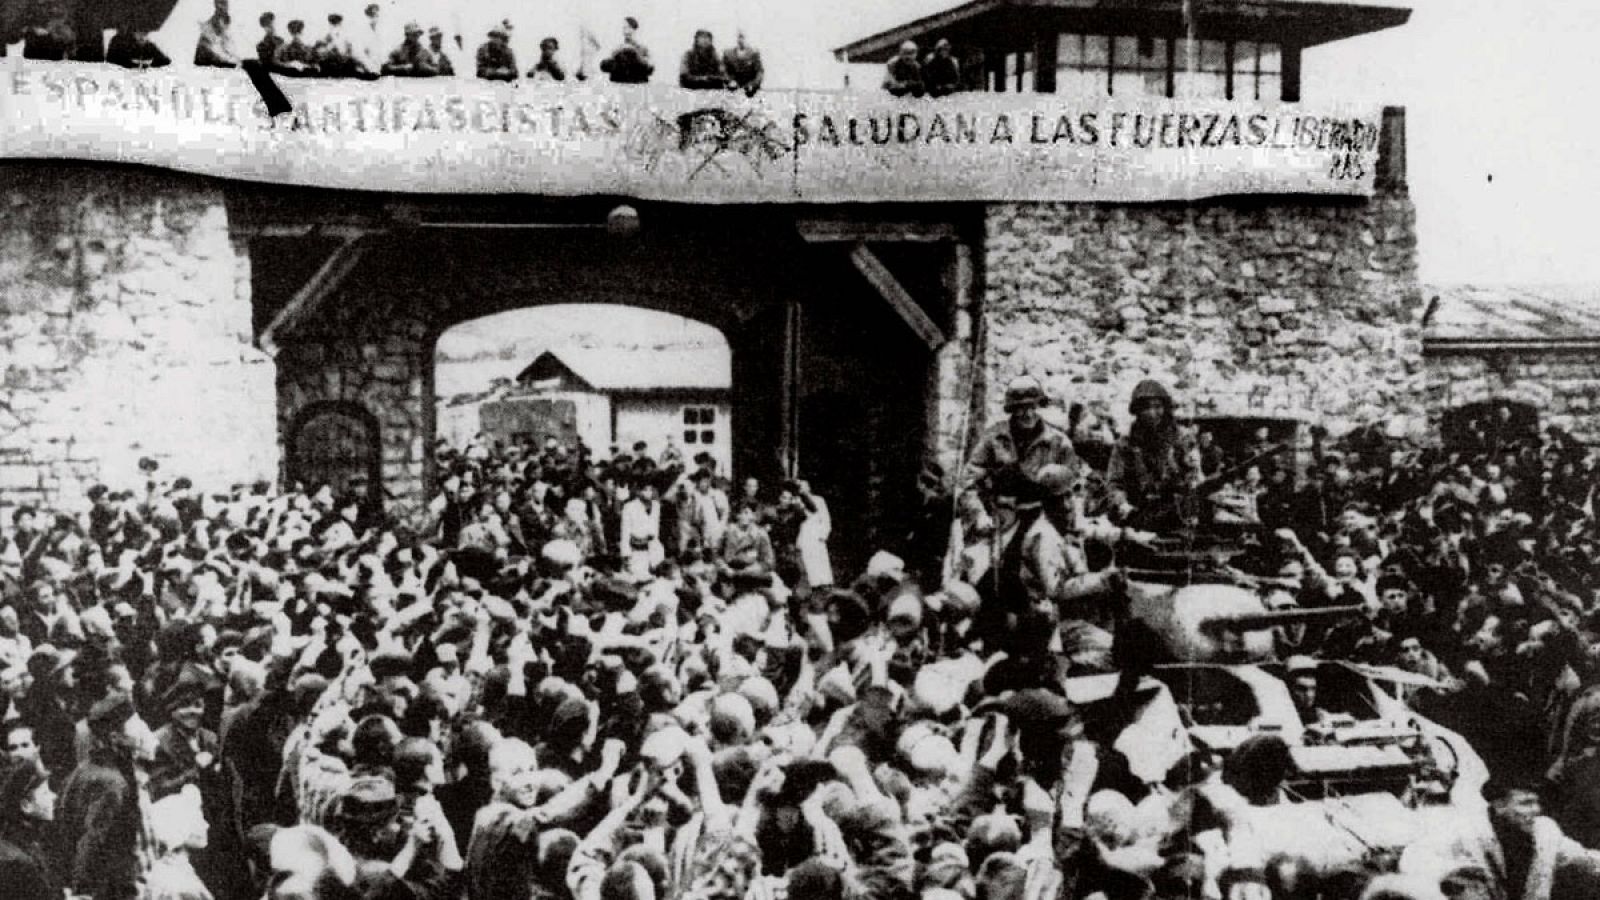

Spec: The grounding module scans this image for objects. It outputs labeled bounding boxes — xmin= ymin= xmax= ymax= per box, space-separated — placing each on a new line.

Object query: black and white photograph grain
xmin=0 ymin=0 xmax=1594 ymax=898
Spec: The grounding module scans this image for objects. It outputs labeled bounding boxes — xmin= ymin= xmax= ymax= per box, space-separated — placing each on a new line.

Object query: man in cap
xmin=0 ymin=757 xmax=57 ymax=900
xmin=1402 ymin=775 xmax=1600 ymax=900
xmin=1106 ymin=379 xmax=1202 ymax=532
xmin=528 ymin=37 xmax=565 ymax=81
xmin=272 ymin=19 xmax=317 ymax=75
xmin=475 ymin=25 xmax=518 ymax=81
xmin=883 ymin=40 xmax=925 ymax=97
xmin=961 ymin=375 xmax=1081 ymax=540
xmin=599 ymin=16 xmax=653 ymax=84
xmin=105 ymin=25 xmax=171 ymax=69
xmin=353 ymin=3 xmax=385 ymax=73
xmin=923 ymin=39 xmax=961 ymax=96
xmin=382 ymin=22 xmax=438 ymax=77
xmin=314 ymin=13 xmax=356 ymax=77
xmin=255 ymin=10 xmax=282 ymax=63
xmin=679 ymin=29 xmax=729 ymax=89
xmin=148 ymin=682 xmax=219 ymax=800
xmin=59 ymin=692 xmax=156 ymax=900
xmin=427 ymin=27 xmax=455 ymax=76
xmin=1285 ymin=656 xmax=1332 ymax=726
xmin=193 ymin=0 xmax=239 ymax=68
xmin=723 ymin=30 xmax=764 ymax=96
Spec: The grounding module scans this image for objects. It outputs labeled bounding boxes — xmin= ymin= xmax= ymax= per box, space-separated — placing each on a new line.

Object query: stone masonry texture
xmin=978 ymin=190 xmax=1426 ymax=440
xmin=0 ymin=164 xmax=277 ymax=514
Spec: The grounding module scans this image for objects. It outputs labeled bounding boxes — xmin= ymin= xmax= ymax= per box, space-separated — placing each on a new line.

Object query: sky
xmin=145 ymin=0 xmax=1600 ymax=287
xmin=434 ymin=305 xmax=728 ymax=397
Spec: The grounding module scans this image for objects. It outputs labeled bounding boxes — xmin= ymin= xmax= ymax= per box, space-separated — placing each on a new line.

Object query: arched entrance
xmin=286 ymin=401 xmax=383 ymax=503
xmin=247 ymin=196 xmax=962 ymax=572
xmin=435 ymin=305 xmax=735 ymax=473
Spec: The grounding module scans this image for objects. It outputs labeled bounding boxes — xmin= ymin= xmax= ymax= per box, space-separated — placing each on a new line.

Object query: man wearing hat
xmin=961 ymin=375 xmax=1081 ymax=539
xmin=148 ymin=681 xmax=219 ymax=800
xmin=1284 ymin=656 xmax=1332 ymax=727
xmin=313 ymin=13 xmax=356 ymax=77
xmin=528 ymin=36 xmax=565 ymax=81
xmin=427 ymin=27 xmax=455 ymax=76
xmin=476 ymin=26 xmax=518 ymax=81
xmin=381 ymin=21 xmax=439 ymax=77
xmin=0 ymin=758 xmax=56 ymax=900
xmin=923 ymin=38 xmax=961 ymax=96
xmin=59 ymin=692 xmax=154 ymax=900
xmin=1402 ymin=775 xmax=1600 ymax=900
xmin=599 ymin=16 xmax=653 ymax=84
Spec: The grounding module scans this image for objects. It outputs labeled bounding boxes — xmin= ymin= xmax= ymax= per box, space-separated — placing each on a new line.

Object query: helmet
xmin=1129 ymin=379 xmax=1173 ymax=414
xmin=1003 ymin=376 xmax=1047 ymax=412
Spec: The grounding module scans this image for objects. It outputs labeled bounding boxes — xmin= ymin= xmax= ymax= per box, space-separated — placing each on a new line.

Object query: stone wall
xmin=1426 ymin=351 xmax=1600 ymax=443
xmin=0 ymin=164 xmax=276 ymax=514
xmin=273 ymin=286 xmax=432 ymax=518
xmin=980 ymin=188 xmax=1424 ymax=439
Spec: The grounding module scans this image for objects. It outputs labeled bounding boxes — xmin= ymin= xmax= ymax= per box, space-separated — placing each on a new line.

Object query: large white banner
xmin=0 ymin=60 xmax=1385 ymax=202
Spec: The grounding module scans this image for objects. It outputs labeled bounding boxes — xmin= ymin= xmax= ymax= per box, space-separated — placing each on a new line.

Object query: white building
xmin=471 ymin=347 xmax=733 ymax=471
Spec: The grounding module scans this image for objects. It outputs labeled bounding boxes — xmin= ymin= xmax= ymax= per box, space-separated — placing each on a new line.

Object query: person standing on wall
xmin=599 ymin=16 xmax=653 ymax=84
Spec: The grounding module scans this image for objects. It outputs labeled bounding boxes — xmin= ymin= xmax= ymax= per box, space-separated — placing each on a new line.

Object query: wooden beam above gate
xmin=848 ymin=243 xmax=946 ymax=351
xmin=797 ymin=218 xmax=961 ymax=244
xmin=260 ymin=235 xmax=369 ymax=355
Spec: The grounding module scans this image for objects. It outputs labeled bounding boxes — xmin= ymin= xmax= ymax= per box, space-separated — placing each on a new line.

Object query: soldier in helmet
xmin=960 ymin=375 xmax=1082 ymax=537
xmin=1106 ymin=379 xmax=1201 ymax=532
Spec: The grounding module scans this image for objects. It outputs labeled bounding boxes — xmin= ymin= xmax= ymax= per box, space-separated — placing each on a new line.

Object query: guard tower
xmin=835 ymin=0 xmax=1410 ymax=102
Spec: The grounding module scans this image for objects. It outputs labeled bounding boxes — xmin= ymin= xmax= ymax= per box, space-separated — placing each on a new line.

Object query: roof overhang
xmin=1424 ymin=338 xmax=1600 ymax=355
xmin=835 ymin=0 xmax=1412 ymax=63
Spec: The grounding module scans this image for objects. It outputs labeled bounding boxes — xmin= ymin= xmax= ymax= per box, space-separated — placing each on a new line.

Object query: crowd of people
xmin=2 ymin=0 xmax=767 ymax=94
xmin=0 ymin=374 xmax=1593 ymax=900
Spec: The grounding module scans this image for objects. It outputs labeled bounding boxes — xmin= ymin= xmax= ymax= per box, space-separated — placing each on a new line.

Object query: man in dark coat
xmin=59 ymin=692 xmax=155 ymax=900
xmin=18 ymin=646 xmax=78 ymax=784
xmin=722 ymin=31 xmax=764 ymax=96
xmin=923 ymin=39 xmax=961 ymax=96
xmin=475 ymin=28 xmax=517 ymax=82
xmin=678 ymin=29 xmax=727 ymax=89
xmin=105 ymin=28 xmax=171 ymax=69
xmin=0 ymin=759 xmax=59 ymax=900
xmin=148 ymin=683 xmax=219 ymax=800
xmin=883 ymin=41 xmax=924 ymax=97
xmin=598 ymin=17 xmax=653 ymax=84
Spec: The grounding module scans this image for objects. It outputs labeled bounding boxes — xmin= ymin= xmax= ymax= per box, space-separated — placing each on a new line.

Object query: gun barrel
xmin=1199 ymin=604 xmax=1366 ymax=635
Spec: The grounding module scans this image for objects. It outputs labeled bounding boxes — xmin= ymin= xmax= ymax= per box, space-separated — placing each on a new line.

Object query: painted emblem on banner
xmin=626 ymin=106 xmax=793 ymax=181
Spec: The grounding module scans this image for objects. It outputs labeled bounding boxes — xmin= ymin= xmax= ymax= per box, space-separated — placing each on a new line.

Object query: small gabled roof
xmin=516 ymin=347 xmax=732 ymax=393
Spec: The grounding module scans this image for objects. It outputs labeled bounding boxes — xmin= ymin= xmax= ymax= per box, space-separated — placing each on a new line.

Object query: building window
xmin=992 ymin=50 xmax=1035 ymax=92
xmin=683 ymin=406 xmax=717 ymax=447
xmin=1057 ymin=34 xmax=1112 ymax=96
xmin=1055 ymin=33 xmax=1281 ymax=101
xmin=1111 ymin=36 xmax=1169 ymax=98
xmin=1174 ymin=38 xmax=1230 ymax=100
xmin=1232 ymin=41 xmax=1282 ymax=102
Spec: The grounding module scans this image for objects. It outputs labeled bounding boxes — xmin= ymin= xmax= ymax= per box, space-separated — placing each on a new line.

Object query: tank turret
xmin=1127 ymin=581 xmax=1364 ymax=663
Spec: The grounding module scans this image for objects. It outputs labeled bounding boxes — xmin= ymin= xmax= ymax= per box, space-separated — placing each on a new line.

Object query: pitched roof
xmin=516 ymin=347 xmax=732 ymax=393
xmin=1423 ymin=284 xmax=1600 ymax=349
xmin=834 ymin=0 xmax=1412 ymax=62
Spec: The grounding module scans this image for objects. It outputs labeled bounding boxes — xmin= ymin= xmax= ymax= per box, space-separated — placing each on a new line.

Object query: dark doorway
xmin=1441 ymin=400 xmax=1540 ymax=451
xmin=287 ymin=401 xmax=383 ymax=504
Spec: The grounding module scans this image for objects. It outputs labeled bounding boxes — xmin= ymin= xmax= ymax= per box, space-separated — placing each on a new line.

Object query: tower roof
xmin=835 ymin=0 xmax=1411 ymax=63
